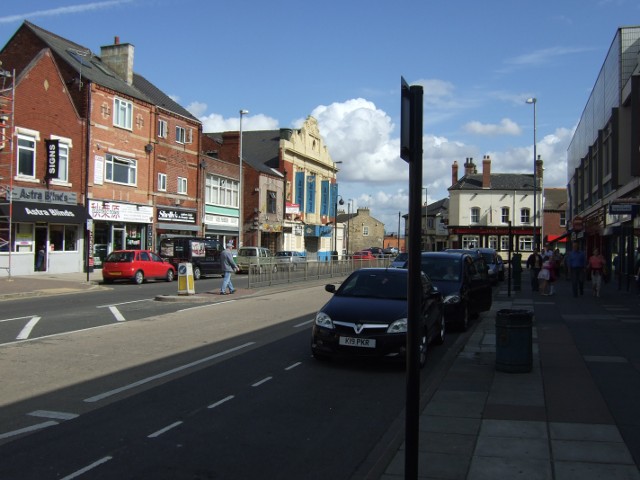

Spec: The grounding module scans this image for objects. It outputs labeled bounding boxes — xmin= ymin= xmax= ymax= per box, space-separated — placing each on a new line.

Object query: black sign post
xmin=401 ymin=76 xmax=423 ymax=480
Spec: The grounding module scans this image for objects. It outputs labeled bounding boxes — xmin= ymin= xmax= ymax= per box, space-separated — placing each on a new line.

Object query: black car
xmin=311 ymin=268 xmax=445 ymax=368
xmin=408 ymin=252 xmax=492 ymax=331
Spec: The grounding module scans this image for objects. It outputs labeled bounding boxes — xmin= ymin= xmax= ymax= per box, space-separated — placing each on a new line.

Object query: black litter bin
xmin=495 ymin=309 xmax=533 ymax=373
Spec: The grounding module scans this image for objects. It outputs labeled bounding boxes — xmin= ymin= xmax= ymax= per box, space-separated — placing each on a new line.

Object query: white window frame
xmin=176 ymin=126 xmax=186 ymax=144
xmin=520 ymin=208 xmax=531 ymax=224
xmin=50 ymin=135 xmax=72 ymax=185
xmin=363 ymin=226 xmax=369 ymax=236
xmin=113 ymin=97 xmax=133 ymax=130
xmin=158 ymin=119 xmax=168 ymax=139
xmin=519 ymin=236 xmax=534 ymax=252
xmin=17 ymin=133 xmax=37 ymax=179
xmin=470 ymin=207 xmax=480 ymax=224
xmin=488 ymin=236 xmax=498 ymax=250
xmin=177 ymin=176 xmax=187 ymax=195
xmin=500 ymin=236 xmax=510 ymax=251
xmin=105 ymin=154 xmax=137 ymax=186
xmin=462 ymin=236 xmax=479 ymax=249
xmin=205 ymin=175 xmax=239 ymax=207
xmin=501 ymin=207 xmax=509 ymax=223
xmin=158 ymin=172 xmax=167 ymax=192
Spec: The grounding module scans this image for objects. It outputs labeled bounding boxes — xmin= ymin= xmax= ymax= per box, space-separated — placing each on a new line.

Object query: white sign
xmin=94 ymin=155 xmax=104 ymax=185
xmin=89 ymin=200 xmax=153 ymax=223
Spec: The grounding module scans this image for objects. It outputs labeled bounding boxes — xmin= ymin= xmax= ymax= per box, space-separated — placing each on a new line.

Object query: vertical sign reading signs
xmin=44 ymin=139 xmax=59 ymax=180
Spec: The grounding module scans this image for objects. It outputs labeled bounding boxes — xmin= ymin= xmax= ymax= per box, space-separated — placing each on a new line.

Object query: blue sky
xmin=1 ymin=0 xmax=638 ymax=234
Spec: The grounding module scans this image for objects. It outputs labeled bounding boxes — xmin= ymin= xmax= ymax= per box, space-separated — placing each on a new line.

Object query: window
xmin=49 ymin=224 xmax=78 ymax=251
xmin=158 ymin=173 xmax=167 ymax=191
xmin=519 ymin=236 xmax=533 ymax=252
xmin=520 ymin=208 xmax=530 ymax=223
xmin=177 ymin=177 xmax=187 ymax=194
xmin=363 ymin=226 xmax=369 ymax=236
xmin=267 ymin=190 xmax=277 ymax=214
xmin=17 ymin=134 xmax=36 ymax=178
xmin=113 ymin=98 xmax=133 ymax=130
xmin=158 ymin=119 xmax=168 ymax=138
xmin=462 ymin=236 xmax=479 ymax=249
xmin=560 ymin=212 xmax=566 ymax=227
xmin=488 ymin=236 xmax=498 ymax=249
xmin=176 ymin=126 xmax=186 ymax=144
xmin=49 ymin=136 xmax=71 ymax=183
xmin=501 ymin=207 xmax=509 ymax=223
xmin=470 ymin=207 xmax=480 ymax=224
xmin=305 ymin=175 xmax=316 ymax=214
xmin=205 ymin=175 xmax=239 ymax=207
xmin=500 ymin=236 xmax=510 ymax=251
xmin=105 ymin=154 xmax=137 ymax=185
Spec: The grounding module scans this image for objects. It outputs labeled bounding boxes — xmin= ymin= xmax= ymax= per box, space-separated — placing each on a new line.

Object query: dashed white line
xmin=16 ymin=316 xmax=41 ymax=340
xmin=84 ymin=342 xmax=256 ymax=403
xmin=0 ymin=420 xmax=58 ymax=440
xmin=285 ymin=362 xmax=301 ymax=371
xmin=294 ymin=319 xmax=314 ymax=328
xmin=96 ymin=299 xmax=152 ymax=308
xmin=208 ymin=395 xmax=235 ymax=409
xmin=148 ymin=421 xmax=183 ymax=438
xmin=0 ymin=315 xmax=34 ymax=324
xmin=108 ymin=305 xmax=126 ymax=322
xmin=28 ymin=410 xmax=79 ymax=420
xmin=252 ymin=376 xmax=273 ymax=387
xmin=60 ymin=456 xmax=113 ymax=480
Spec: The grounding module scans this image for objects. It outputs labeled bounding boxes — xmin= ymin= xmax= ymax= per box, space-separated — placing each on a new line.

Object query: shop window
xmin=49 ymin=225 xmax=78 ymax=252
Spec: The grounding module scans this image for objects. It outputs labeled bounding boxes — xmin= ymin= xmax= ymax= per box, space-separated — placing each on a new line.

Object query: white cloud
xmin=463 ymin=118 xmax=522 ymax=136
xmin=0 ymin=0 xmax=134 ymax=24
xmin=199 ymin=112 xmax=278 ymax=133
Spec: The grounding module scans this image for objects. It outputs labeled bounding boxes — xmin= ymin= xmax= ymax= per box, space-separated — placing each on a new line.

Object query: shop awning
xmin=546 ymin=234 xmax=568 ymax=243
xmin=0 ymin=201 xmax=89 ymax=224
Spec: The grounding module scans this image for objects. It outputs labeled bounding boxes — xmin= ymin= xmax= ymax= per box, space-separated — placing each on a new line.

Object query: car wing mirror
xmin=325 ymin=284 xmax=336 ymax=293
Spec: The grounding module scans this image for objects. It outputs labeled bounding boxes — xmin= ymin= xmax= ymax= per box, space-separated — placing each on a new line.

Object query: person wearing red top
xmin=587 ymin=248 xmax=606 ymax=297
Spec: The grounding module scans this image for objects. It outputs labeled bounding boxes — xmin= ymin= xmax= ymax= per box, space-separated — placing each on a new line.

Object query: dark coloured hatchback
xmin=311 ymin=268 xmax=445 ymax=368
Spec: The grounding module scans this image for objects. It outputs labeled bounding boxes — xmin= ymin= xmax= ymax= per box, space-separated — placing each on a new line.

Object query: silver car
xmin=275 ymin=251 xmax=307 ymax=271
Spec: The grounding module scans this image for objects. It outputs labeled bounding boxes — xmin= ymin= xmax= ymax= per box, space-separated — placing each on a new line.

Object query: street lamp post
xmin=346 ymin=199 xmax=352 ymax=255
xmin=238 ymin=109 xmax=248 ymax=247
xmin=334 ymin=194 xmax=344 ymax=258
xmin=526 ymin=98 xmax=537 ymax=252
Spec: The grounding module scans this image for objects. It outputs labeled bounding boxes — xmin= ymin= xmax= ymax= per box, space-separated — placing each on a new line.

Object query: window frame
xmin=520 ymin=208 xmax=531 ymax=224
xmin=176 ymin=126 xmax=186 ymax=144
xmin=267 ymin=190 xmax=277 ymax=214
xmin=105 ymin=153 xmax=137 ymax=186
xmin=17 ymin=133 xmax=37 ymax=179
xmin=158 ymin=172 xmax=167 ymax=192
xmin=177 ymin=176 xmax=187 ymax=195
xmin=158 ymin=119 xmax=168 ymax=139
xmin=501 ymin=207 xmax=509 ymax=223
xmin=470 ymin=207 xmax=480 ymax=224
xmin=205 ymin=175 xmax=239 ymax=208
xmin=113 ymin=97 xmax=133 ymax=130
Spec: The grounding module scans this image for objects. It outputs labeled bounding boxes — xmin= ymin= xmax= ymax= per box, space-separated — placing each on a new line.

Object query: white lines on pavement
xmin=208 ymin=395 xmax=235 ymax=409
xmin=84 ymin=342 xmax=256 ymax=403
xmin=60 ymin=456 xmax=113 ymax=480
xmin=285 ymin=362 xmax=301 ymax=371
xmin=96 ymin=299 xmax=152 ymax=308
xmin=0 ymin=315 xmax=34 ymax=324
xmin=148 ymin=421 xmax=183 ymax=438
xmin=252 ymin=376 xmax=273 ymax=387
xmin=16 ymin=316 xmax=40 ymax=340
xmin=28 ymin=410 xmax=79 ymax=420
xmin=294 ymin=319 xmax=314 ymax=328
xmin=0 ymin=420 xmax=58 ymax=440
xmin=108 ymin=305 xmax=126 ymax=322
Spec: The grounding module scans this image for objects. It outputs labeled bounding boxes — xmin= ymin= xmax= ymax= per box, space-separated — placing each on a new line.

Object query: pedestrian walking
xmin=566 ymin=241 xmax=587 ymax=297
xmin=526 ymin=249 xmax=543 ymax=292
xmin=220 ymin=241 xmax=239 ymax=295
xmin=587 ymin=247 xmax=606 ymax=297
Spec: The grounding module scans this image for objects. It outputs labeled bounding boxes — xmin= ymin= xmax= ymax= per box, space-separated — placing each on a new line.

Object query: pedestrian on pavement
xmin=587 ymin=247 xmax=606 ymax=297
xmin=526 ymin=249 xmax=543 ymax=292
xmin=220 ymin=241 xmax=239 ymax=295
xmin=566 ymin=241 xmax=587 ymax=297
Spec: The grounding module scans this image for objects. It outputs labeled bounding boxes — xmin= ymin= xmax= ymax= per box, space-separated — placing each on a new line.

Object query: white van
xmin=236 ymin=246 xmax=276 ymax=274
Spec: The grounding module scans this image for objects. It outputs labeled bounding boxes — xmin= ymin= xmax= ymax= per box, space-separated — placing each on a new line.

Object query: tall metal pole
xmin=526 ymin=98 xmax=537 ymax=251
xmin=238 ymin=109 xmax=248 ymax=247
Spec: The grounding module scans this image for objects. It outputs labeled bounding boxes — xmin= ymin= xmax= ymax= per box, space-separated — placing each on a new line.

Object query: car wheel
xmin=133 ymin=270 xmax=144 ymax=285
xmin=193 ymin=266 xmax=201 ymax=281
xmin=435 ymin=311 xmax=445 ymax=345
xmin=418 ymin=327 xmax=428 ymax=369
xmin=166 ymin=269 xmax=175 ymax=282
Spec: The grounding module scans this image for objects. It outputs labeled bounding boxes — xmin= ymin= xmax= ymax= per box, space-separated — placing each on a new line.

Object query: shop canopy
xmin=546 ymin=234 xmax=568 ymax=243
xmin=0 ymin=201 xmax=89 ymax=224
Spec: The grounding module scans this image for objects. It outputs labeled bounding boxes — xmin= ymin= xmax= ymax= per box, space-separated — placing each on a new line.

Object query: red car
xmin=102 ymin=249 xmax=176 ymax=284
xmin=352 ymin=250 xmax=376 ymax=260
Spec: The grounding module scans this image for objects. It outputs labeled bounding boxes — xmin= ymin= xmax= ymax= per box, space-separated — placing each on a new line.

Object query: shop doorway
xmin=113 ymin=225 xmax=126 ymax=251
xmin=34 ymin=225 xmax=47 ymax=271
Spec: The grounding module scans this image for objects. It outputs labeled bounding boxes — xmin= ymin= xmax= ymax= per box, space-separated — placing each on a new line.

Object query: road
xmin=0 ymin=281 xmax=465 ymax=479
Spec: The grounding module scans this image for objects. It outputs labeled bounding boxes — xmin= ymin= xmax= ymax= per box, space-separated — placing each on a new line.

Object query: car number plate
xmin=339 ymin=336 xmax=376 ymax=348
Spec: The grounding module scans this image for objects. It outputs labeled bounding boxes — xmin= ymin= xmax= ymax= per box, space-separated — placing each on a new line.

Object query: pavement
xmin=1 ymin=270 xmax=640 ymax=479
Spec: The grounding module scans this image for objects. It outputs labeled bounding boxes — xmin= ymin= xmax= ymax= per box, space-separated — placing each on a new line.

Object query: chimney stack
xmin=535 ymin=155 xmax=544 ymax=182
xmin=482 ymin=155 xmax=491 ymax=188
xmin=464 ymin=157 xmax=476 ymax=175
xmin=451 ymin=161 xmax=459 ymax=186
xmin=100 ymin=36 xmax=134 ymax=85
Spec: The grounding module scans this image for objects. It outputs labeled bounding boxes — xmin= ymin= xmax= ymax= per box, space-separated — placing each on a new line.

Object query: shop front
xmin=156 ymin=207 xmax=201 ymax=245
xmin=203 ymin=209 xmax=239 ymax=247
xmin=0 ymin=187 xmax=88 ymax=276
xmin=88 ymin=200 xmax=154 ymax=268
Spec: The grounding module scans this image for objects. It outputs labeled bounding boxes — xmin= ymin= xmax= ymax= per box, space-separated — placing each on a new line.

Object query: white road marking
xmin=28 ymin=410 xmax=78 ymax=420
xmin=96 ymin=299 xmax=152 ymax=308
xmin=0 ymin=420 xmax=58 ymax=440
xmin=1 ymin=323 xmax=121 ymax=347
xmin=16 ymin=316 xmax=41 ymax=340
xmin=252 ymin=376 xmax=273 ymax=387
xmin=84 ymin=342 xmax=256 ymax=403
xmin=148 ymin=421 xmax=183 ymax=438
xmin=285 ymin=362 xmax=301 ymax=371
xmin=0 ymin=315 xmax=34 ymax=324
xmin=60 ymin=456 xmax=113 ymax=480
xmin=108 ymin=305 xmax=126 ymax=322
xmin=208 ymin=395 xmax=235 ymax=409
xmin=177 ymin=300 xmax=236 ymax=312
xmin=294 ymin=319 xmax=314 ymax=328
